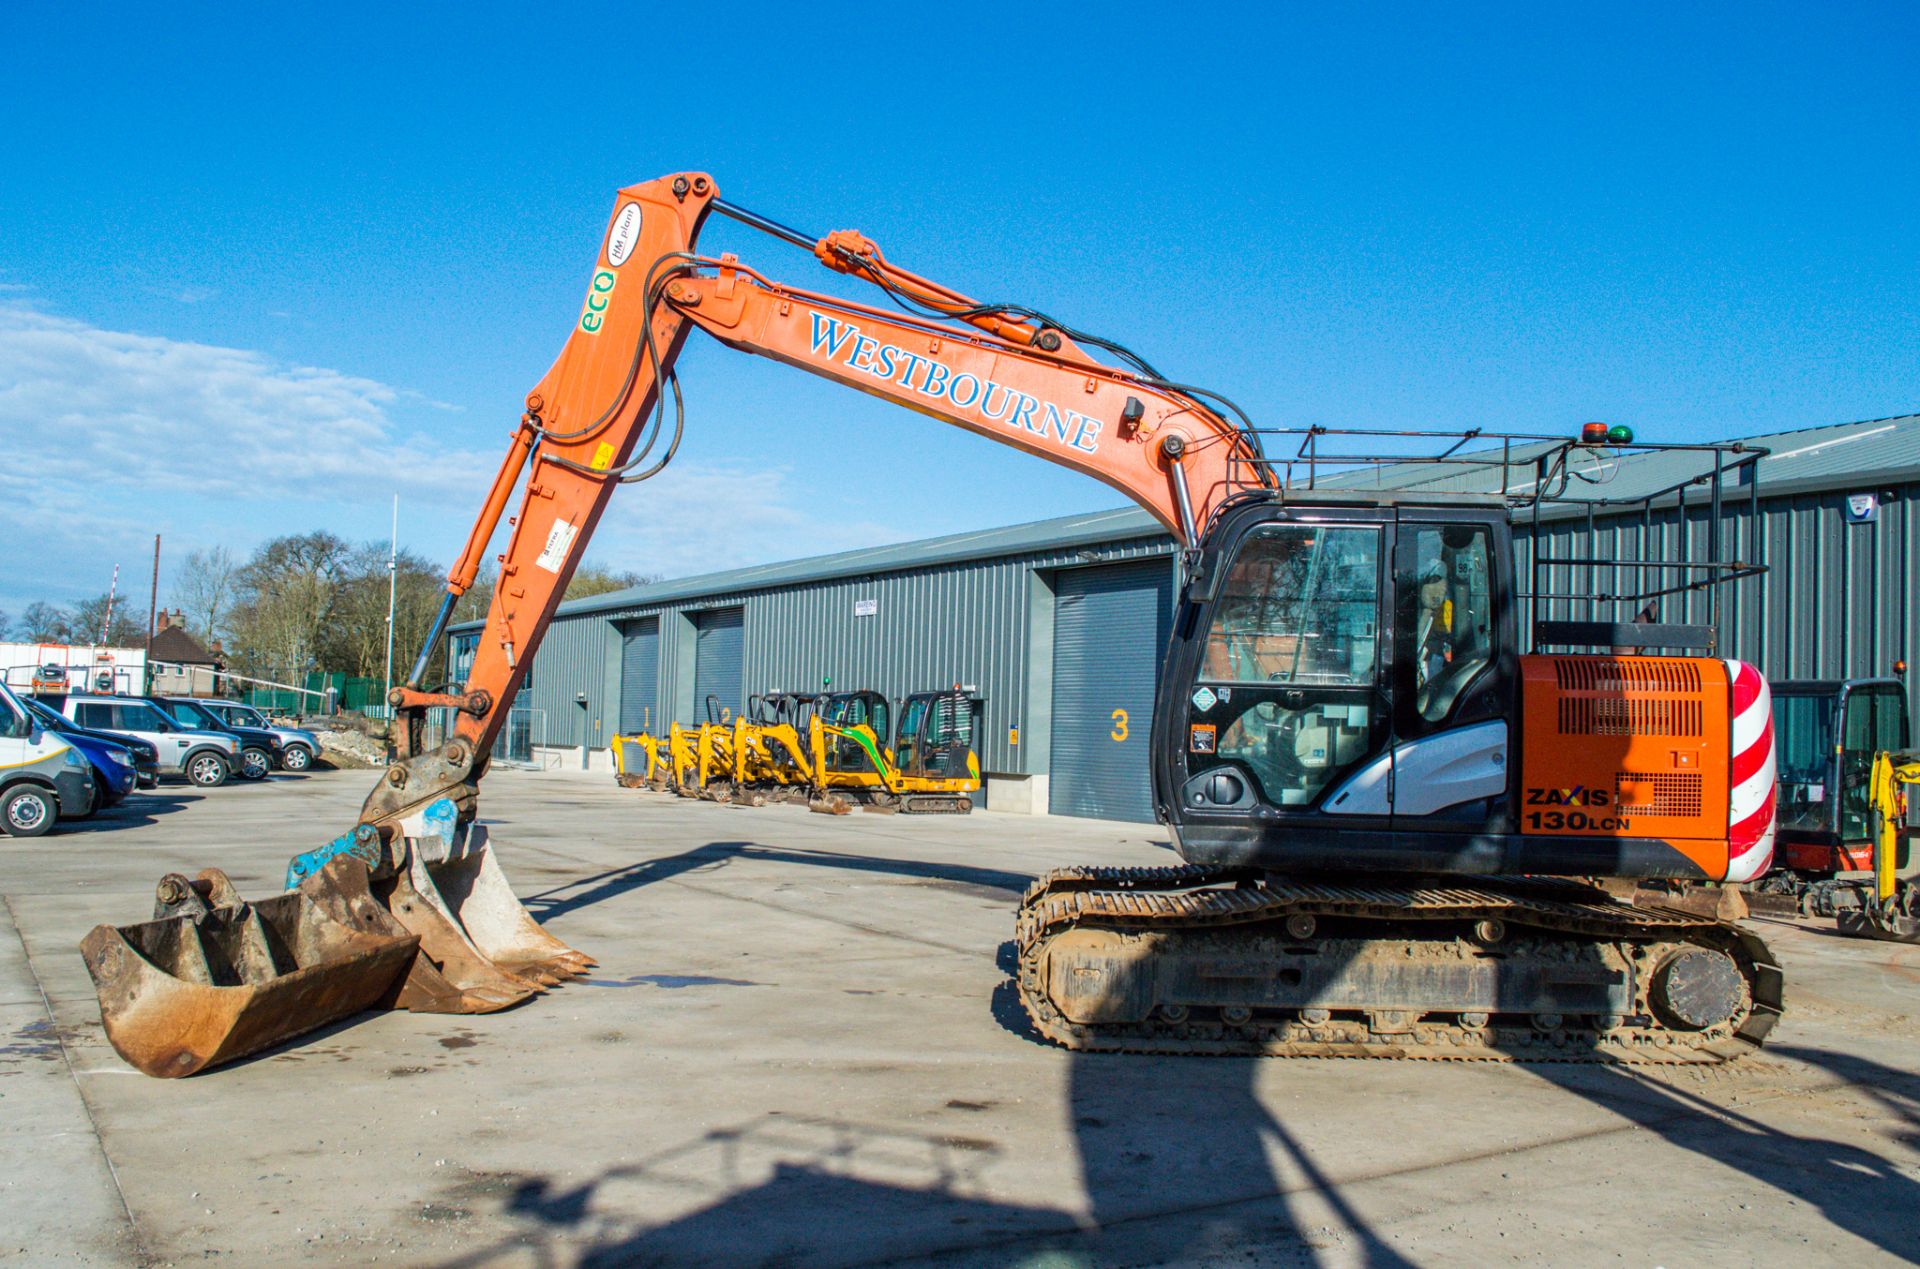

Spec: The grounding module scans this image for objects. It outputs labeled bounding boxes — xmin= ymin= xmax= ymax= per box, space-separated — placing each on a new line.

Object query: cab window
xmin=1 ymin=692 xmax=29 ymax=739
xmin=1402 ymin=527 xmax=1493 ymax=723
xmin=1201 ymin=526 xmax=1380 ymax=685
xmin=1200 ymin=525 xmax=1381 ymax=809
xmin=1773 ymin=694 xmax=1836 ymax=834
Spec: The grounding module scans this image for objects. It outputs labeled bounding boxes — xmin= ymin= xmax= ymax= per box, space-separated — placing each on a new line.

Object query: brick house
xmin=147 ymin=611 xmax=227 ymax=697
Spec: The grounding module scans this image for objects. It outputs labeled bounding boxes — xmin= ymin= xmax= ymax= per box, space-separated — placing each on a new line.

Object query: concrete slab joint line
xmin=1 ymin=893 xmax=149 ymax=1265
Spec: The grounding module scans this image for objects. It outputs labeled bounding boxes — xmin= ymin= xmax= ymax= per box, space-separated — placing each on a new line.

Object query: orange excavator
xmin=81 ymin=172 xmax=1782 ymax=1075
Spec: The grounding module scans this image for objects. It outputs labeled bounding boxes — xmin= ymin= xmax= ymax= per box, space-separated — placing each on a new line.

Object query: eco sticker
xmin=1189 ymin=724 xmax=1216 ymax=754
xmin=579 ymin=268 xmax=616 ymax=334
xmin=1190 ymin=686 xmax=1217 ymax=712
xmin=535 ymin=519 xmax=579 ymax=572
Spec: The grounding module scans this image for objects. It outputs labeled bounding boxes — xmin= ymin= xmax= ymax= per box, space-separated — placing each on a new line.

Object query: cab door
xmin=1382 ymin=509 xmax=1515 ymax=833
xmin=1838 ymin=683 xmax=1911 ymax=848
xmin=1164 ymin=504 xmax=1395 ymax=859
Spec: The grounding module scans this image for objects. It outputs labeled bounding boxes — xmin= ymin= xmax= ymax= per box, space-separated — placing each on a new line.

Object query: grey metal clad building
xmin=452 ymin=413 xmax=1919 ymax=821
xmin=452 ymin=507 xmax=1178 ymax=816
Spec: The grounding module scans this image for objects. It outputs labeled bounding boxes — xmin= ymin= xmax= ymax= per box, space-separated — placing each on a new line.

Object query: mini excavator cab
xmin=895 ymin=689 xmax=983 ymax=782
xmin=820 ymin=691 xmax=891 ymax=776
xmin=1772 ymin=677 xmax=1911 ymax=875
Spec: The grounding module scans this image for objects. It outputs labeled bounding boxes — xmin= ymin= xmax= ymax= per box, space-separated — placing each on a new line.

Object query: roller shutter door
xmin=1049 ymin=559 xmax=1172 ymax=822
xmin=618 ymin=618 xmax=659 ymax=734
xmin=693 ymin=607 xmax=745 ymax=723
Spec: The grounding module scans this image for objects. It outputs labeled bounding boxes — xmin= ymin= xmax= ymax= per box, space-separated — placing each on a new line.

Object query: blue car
xmin=59 ymin=730 xmax=139 ymax=811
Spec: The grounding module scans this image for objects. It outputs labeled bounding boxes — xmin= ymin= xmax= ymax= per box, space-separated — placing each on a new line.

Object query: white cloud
xmin=0 ymin=302 xmax=492 ymax=502
xmin=0 ymin=303 xmax=900 ymax=610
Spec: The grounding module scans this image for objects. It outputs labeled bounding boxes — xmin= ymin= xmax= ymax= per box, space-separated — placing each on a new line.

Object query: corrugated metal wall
xmin=459 ymin=476 xmax=1913 ymax=781
xmin=1517 ymin=479 xmax=1918 ymax=722
xmin=515 ymin=615 xmax=616 ymax=751
xmin=571 ymin=534 xmax=1173 ymax=773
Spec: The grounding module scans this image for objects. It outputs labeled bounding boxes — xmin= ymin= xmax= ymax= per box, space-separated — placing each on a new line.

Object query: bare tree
xmin=225 ymin=532 xmax=352 ymax=688
xmin=69 ymin=593 xmax=146 ymax=646
xmin=17 ymin=602 xmax=74 ymax=642
xmin=170 ymin=546 xmax=238 ymax=644
xmin=565 ymin=564 xmax=658 ymax=600
xmin=320 ymin=543 xmax=445 ymax=679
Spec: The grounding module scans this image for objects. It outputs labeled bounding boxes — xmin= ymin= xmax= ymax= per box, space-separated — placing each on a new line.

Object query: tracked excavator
xmin=81 ymin=171 xmax=1782 ymax=1075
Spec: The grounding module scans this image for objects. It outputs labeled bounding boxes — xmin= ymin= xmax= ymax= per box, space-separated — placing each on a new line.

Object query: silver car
xmin=198 ymin=700 xmax=322 ymax=772
xmin=58 ymin=695 xmax=237 ymax=787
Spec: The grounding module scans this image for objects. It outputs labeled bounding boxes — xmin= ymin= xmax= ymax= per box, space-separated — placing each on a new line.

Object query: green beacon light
xmin=1607 ymin=424 xmax=1634 ymax=445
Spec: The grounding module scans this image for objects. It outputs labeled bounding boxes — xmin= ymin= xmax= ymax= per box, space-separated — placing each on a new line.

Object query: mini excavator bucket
xmin=79 ymin=859 xmax=419 ymax=1078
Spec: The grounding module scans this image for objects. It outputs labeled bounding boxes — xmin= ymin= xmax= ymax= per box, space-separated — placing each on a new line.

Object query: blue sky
xmin=1 ymin=2 xmax=1915 ymax=618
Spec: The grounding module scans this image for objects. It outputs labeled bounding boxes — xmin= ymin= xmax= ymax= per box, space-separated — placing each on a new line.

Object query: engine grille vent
xmin=1558 ymin=697 xmax=1704 ymax=737
xmin=1554 ymin=658 xmax=1703 ymax=694
xmin=1614 ymin=772 xmax=1703 ymax=822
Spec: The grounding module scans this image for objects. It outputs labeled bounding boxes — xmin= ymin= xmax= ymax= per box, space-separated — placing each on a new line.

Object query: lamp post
xmin=383 ymin=494 xmax=398 ymax=711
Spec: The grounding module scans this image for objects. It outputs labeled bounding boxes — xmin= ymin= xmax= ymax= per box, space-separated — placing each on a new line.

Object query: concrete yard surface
xmin=3 ymin=768 xmax=1919 ymax=1267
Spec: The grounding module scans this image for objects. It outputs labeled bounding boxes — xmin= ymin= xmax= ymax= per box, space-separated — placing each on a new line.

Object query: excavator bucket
xmin=82 ymin=800 xmax=598 ymax=1077
xmin=79 ymin=859 xmax=419 ymax=1078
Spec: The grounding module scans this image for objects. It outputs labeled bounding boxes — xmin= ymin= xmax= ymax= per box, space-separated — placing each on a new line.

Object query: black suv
xmin=151 ymin=696 xmax=284 ymax=780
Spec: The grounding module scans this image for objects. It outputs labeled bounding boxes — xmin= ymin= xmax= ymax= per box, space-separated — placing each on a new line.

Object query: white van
xmin=54 ymin=695 xmax=237 ymax=787
xmin=0 ymin=682 xmax=96 ymax=836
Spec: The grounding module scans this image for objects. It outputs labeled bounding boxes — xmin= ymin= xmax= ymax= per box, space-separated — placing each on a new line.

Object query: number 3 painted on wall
xmin=1111 ymin=709 xmax=1129 ymax=742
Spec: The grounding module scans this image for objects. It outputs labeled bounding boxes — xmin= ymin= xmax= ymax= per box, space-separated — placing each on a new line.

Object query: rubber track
xmin=1015 ymin=866 xmax=1784 ymax=1064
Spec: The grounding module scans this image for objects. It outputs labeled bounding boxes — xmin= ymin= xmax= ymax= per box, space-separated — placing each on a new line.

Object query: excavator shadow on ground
xmin=428 ymin=839 xmax=1912 ymax=1266
xmin=424 ymin=1091 xmax=1410 ymax=1269
xmin=518 ymin=840 xmax=1038 ymax=923
xmin=1524 ymin=1045 xmax=1920 ymax=1260
xmin=412 ymin=1036 xmax=1920 ymax=1268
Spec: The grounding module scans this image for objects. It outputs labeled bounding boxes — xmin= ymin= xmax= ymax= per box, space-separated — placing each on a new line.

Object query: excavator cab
xmin=1772 ymin=678 xmax=1911 ymax=875
xmin=895 ymin=689 xmax=982 ymax=782
xmin=819 ymin=690 xmax=891 ymax=776
xmin=1159 ymin=499 xmax=1518 ymax=872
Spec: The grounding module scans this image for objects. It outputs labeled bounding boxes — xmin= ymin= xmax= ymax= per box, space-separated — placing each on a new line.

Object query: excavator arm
xmin=375 ymin=171 xmax=1268 ymax=826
